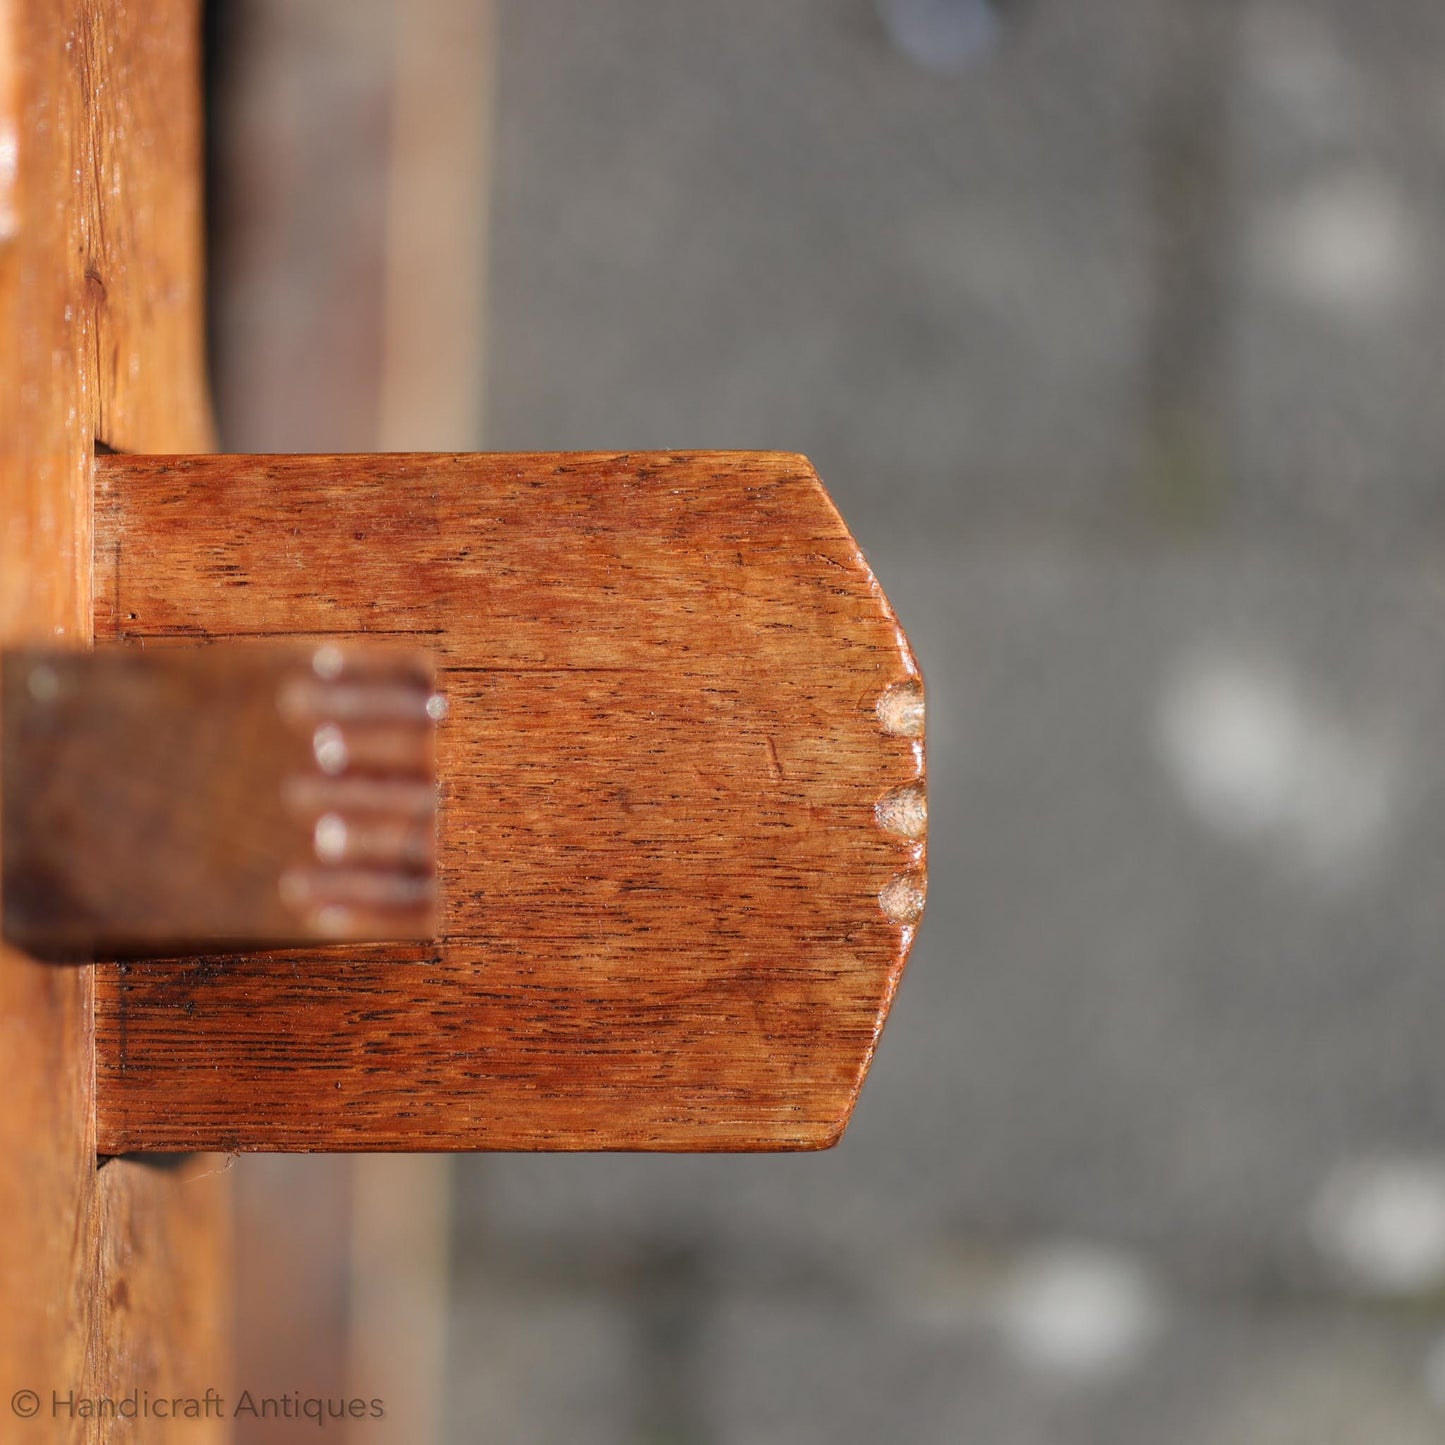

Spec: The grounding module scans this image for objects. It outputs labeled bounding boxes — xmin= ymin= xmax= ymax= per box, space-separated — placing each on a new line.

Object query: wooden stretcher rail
xmin=91 ymin=450 xmax=926 ymax=1153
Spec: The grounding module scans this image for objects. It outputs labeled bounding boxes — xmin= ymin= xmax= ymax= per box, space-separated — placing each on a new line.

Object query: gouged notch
xmin=879 ymin=870 xmax=927 ymax=925
xmin=1 ymin=644 xmax=439 ymax=956
xmin=313 ymin=811 xmax=434 ymax=869
xmin=278 ymin=647 xmax=440 ymax=936
xmin=878 ymin=678 xmax=925 ymax=738
xmin=876 ymin=780 xmax=927 ymax=840
xmin=874 ymin=675 xmax=926 ymax=924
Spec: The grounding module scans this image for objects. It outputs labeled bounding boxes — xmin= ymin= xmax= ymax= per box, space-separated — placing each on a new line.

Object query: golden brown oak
xmin=0 ymin=0 xmax=228 ymax=1435
xmin=92 ymin=450 xmax=926 ymax=1153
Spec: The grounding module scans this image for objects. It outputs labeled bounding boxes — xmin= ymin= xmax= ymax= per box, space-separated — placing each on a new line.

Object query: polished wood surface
xmin=93 ymin=450 xmax=926 ymax=1153
xmin=0 ymin=0 xmax=228 ymax=1436
xmin=3 ymin=644 xmax=439 ymax=953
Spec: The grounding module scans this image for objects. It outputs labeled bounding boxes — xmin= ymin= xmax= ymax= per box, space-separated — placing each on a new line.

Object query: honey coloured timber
xmin=92 ymin=451 xmax=926 ymax=1152
xmin=0 ymin=0 xmax=227 ymax=1418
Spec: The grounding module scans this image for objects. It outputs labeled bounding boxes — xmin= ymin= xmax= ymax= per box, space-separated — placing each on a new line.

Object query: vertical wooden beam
xmin=0 ymin=1 xmax=228 ymax=1436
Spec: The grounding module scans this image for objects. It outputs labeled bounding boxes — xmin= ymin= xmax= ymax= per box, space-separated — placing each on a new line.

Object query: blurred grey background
xmin=209 ymin=1 xmax=1445 ymax=1440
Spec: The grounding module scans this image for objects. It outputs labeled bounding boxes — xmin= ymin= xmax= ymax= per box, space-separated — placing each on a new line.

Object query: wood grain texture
xmin=0 ymin=0 xmax=227 ymax=1434
xmin=3 ymin=645 xmax=439 ymax=953
xmin=91 ymin=1156 xmax=233 ymax=1436
xmin=93 ymin=450 xmax=926 ymax=1152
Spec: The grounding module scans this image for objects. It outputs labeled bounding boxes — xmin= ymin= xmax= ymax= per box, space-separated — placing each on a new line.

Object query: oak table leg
xmin=0 ymin=1 xmax=229 ymax=1438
